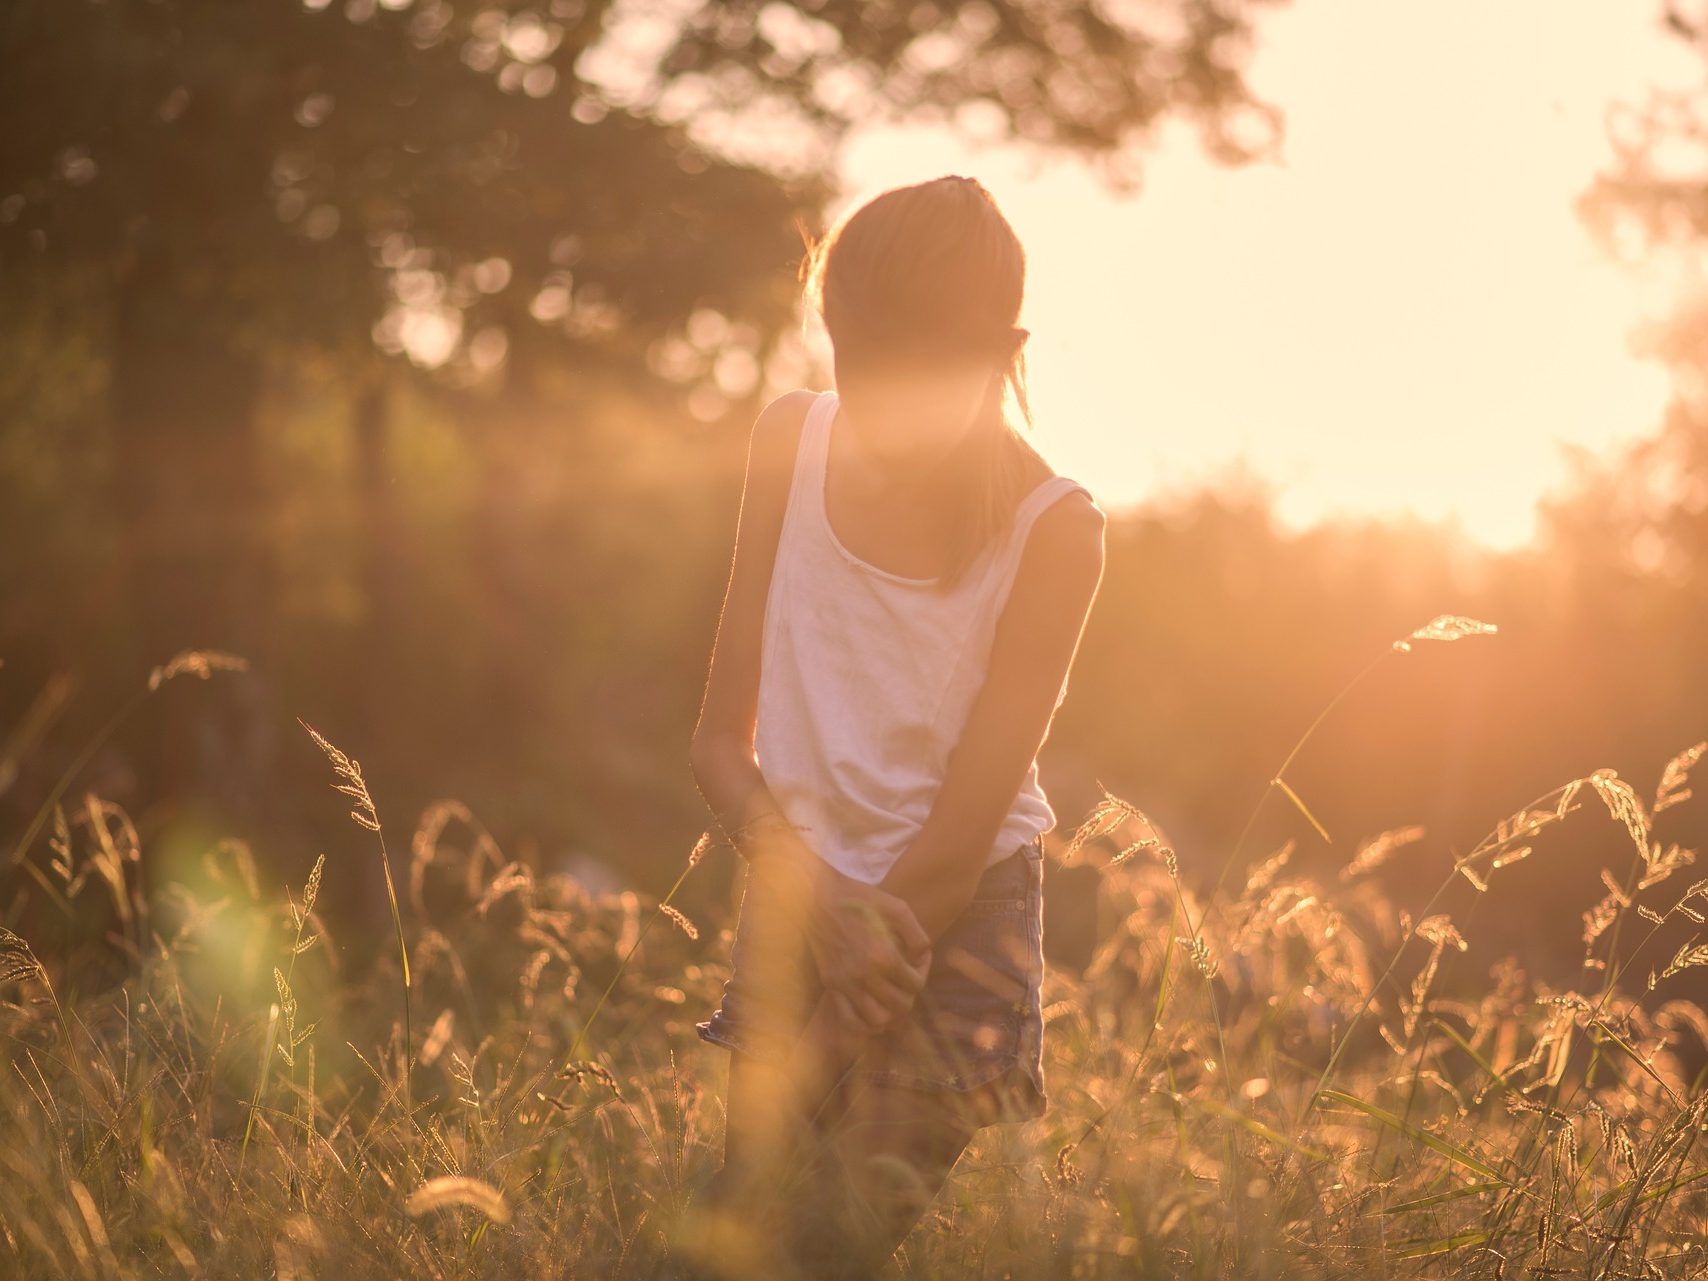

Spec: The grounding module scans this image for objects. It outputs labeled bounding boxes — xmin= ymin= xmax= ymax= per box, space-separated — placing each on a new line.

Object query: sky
xmin=826 ymin=0 xmax=1704 ymax=550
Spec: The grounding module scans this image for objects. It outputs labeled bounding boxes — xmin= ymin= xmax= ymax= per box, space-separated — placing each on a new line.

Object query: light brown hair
xmin=797 ymin=175 xmax=1040 ymax=591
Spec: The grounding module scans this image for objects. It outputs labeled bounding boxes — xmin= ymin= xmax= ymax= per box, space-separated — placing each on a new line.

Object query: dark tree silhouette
xmin=0 ymin=0 xmax=1290 ymax=834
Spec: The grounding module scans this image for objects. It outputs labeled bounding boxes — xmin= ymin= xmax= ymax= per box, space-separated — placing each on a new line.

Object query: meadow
xmin=4 ymin=619 xmax=1708 ymax=1280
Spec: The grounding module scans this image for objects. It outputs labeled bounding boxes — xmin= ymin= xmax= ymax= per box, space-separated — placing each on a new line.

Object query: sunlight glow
xmin=833 ymin=0 xmax=1699 ymax=550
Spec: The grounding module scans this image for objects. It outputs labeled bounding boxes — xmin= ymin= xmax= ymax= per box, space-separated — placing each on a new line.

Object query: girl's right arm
xmin=688 ymin=389 xmax=814 ymax=853
xmin=690 ymin=390 xmax=930 ymax=1034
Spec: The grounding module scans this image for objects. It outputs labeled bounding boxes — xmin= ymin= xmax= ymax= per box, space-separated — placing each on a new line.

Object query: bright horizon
xmin=825 ymin=0 xmax=1699 ymax=551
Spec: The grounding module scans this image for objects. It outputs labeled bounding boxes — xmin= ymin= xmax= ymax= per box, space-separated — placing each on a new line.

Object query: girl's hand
xmin=826 ymin=943 xmax=931 ymax=1038
xmin=756 ymin=851 xmax=932 ymax=1031
xmin=808 ymin=864 xmax=933 ymax=1028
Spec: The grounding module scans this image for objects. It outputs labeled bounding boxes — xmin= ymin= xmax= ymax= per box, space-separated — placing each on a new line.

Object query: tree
xmin=0 ymin=0 xmax=1290 ymax=824
xmin=1555 ymin=6 xmax=1708 ymax=597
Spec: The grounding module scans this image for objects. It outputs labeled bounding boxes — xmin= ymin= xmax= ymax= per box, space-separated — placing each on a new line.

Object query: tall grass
xmin=1 ymin=632 xmax=1706 ymax=1278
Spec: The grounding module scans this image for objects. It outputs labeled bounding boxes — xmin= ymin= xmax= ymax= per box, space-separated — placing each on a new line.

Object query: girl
xmin=686 ymin=174 xmax=1105 ymax=1278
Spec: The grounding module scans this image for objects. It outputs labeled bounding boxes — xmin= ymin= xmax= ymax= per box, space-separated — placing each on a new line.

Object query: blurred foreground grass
xmin=3 ymin=633 xmax=1708 ymax=1279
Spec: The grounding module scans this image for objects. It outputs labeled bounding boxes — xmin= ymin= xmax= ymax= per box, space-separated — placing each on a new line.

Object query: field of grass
xmin=4 ymin=624 xmax=1708 ymax=1279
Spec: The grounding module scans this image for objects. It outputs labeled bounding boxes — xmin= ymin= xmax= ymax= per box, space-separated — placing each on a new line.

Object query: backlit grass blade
xmin=1274 ymin=775 xmax=1332 ymax=845
xmin=1316 ymin=1088 xmax=1508 ymax=1183
xmin=1189 ymin=1092 xmax=1333 ymax=1163
xmin=1391 ymin=1229 xmax=1489 ymax=1259
xmin=1382 ymin=1181 xmax=1505 ymax=1215
xmin=1432 ymin=1018 xmax=1522 ymax=1101
xmin=1589 ymin=1019 xmax=1682 ymax=1108
xmin=1592 ymin=1166 xmax=1708 ymax=1214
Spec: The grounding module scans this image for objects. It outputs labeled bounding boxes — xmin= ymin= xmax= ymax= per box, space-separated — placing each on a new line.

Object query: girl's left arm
xmin=776 ymin=491 xmax=1105 ymax=1111
xmin=878 ymin=490 xmax=1107 ymax=941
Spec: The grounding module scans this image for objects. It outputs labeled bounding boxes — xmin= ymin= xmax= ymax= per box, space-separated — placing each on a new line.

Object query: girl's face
xmin=834 ymin=349 xmax=1001 ymax=475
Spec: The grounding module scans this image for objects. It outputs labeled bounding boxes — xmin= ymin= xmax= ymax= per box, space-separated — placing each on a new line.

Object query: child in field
xmin=685 ymin=174 xmax=1105 ymax=1278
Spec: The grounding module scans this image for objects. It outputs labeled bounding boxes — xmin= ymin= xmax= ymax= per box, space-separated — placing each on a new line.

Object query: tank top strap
xmin=990 ymin=474 xmax=1096 ymax=606
xmin=788 ymin=389 xmax=838 ymax=527
xmin=1009 ymin=475 xmax=1095 ymax=549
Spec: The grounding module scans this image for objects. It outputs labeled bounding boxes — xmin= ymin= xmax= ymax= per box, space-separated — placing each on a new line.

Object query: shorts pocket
xmin=964 ymin=842 xmax=1033 ymax=906
xmin=860 ymin=851 xmax=1037 ymax=1090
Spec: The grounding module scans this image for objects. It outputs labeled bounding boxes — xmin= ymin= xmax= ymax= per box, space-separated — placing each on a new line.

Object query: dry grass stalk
xmin=402 ymin=1175 xmax=513 ymax=1225
xmin=298 ymin=719 xmax=414 ymax=1123
xmin=1340 ymin=826 xmax=1426 ymax=882
xmin=1390 ymin=614 xmax=1500 ymax=653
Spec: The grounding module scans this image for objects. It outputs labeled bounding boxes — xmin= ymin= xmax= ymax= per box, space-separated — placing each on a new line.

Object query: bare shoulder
xmin=1027 ymin=486 xmax=1106 ymax=579
xmin=733 ymin=388 xmax=819 ymax=529
xmin=994 ymin=483 xmax=1105 ymax=655
xmin=747 ymin=388 xmax=819 ymax=472
xmin=1012 ymin=438 xmax=1104 ymax=551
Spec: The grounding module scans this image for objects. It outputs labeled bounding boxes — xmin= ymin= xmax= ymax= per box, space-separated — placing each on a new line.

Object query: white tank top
xmin=754 ymin=388 xmax=1094 ymax=885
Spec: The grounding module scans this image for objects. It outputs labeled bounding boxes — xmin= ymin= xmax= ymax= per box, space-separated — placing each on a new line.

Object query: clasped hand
xmin=812 ymin=866 xmax=933 ymax=1038
xmin=755 ymin=851 xmax=932 ymax=1039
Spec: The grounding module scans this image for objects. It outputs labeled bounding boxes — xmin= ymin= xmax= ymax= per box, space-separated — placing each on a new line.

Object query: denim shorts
xmin=695 ymin=834 xmax=1048 ymax=1123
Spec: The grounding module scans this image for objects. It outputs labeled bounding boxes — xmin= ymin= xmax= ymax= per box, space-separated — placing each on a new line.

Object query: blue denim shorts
xmin=695 ymin=834 xmax=1048 ymax=1123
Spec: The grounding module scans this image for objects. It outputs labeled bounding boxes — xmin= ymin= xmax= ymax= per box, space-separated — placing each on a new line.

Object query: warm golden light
xmin=830 ymin=0 xmax=1697 ymax=549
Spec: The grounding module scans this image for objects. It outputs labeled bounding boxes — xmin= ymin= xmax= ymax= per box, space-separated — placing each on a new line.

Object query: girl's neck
xmin=832 ymin=402 xmax=963 ymax=505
